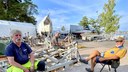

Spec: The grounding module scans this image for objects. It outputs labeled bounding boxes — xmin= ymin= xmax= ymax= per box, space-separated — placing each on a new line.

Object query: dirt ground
xmin=60 ymin=40 xmax=128 ymax=72
xmin=1 ymin=40 xmax=128 ymax=72
xmin=78 ymin=40 xmax=128 ymax=65
xmin=31 ymin=40 xmax=128 ymax=72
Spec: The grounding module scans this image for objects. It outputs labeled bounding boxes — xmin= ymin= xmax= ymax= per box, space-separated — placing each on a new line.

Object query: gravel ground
xmin=32 ymin=40 xmax=128 ymax=72
xmin=60 ymin=40 xmax=128 ymax=72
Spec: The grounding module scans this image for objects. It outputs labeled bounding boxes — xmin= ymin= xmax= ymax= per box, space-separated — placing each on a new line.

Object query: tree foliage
xmin=61 ymin=26 xmax=65 ymax=31
xmin=98 ymin=0 xmax=120 ymax=33
xmin=0 ymin=0 xmax=38 ymax=24
xmin=79 ymin=16 xmax=89 ymax=29
xmin=79 ymin=16 xmax=101 ymax=34
xmin=89 ymin=18 xmax=100 ymax=34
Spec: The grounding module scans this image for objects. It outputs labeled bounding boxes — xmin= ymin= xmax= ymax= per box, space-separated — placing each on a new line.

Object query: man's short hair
xmin=115 ymin=37 xmax=124 ymax=42
xmin=10 ymin=29 xmax=22 ymax=37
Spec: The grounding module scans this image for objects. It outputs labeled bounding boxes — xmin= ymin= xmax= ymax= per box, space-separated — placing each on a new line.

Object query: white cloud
xmin=120 ymin=16 xmax=128 ymax=25
xmin=35 ymin=9 xmax=71 ymax=31
xmin=116 ymin=0 xmax=121 ymax=3
xmin=116 ymin=11 xmax=128 ymax=25
xmin=116 ymin=11 xmax=128 ymax=31
xmin=48 ymin=0 xmax=105 ymax=16
xmin=35 ymin=0 xmax=106 ymax=26
xmin=34 ymin=0 xmax=128 ymax=31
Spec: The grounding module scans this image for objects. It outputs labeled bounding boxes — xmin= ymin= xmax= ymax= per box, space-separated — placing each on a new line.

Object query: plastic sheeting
xmin=0 ymin=20 xmax=36 ymax=37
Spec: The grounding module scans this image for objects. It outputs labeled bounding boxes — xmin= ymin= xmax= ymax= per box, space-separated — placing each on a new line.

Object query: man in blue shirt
xmin=5 ymin=29 xmax=45 ymax=72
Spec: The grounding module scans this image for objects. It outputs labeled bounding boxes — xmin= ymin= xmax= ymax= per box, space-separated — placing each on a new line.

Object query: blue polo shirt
xmin=5 ymin=42 xmax=32 ymax=64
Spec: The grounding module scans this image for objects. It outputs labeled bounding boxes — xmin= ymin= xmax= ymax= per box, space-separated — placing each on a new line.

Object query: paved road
xmin=59 ymin=62 xmax=128 ymax=72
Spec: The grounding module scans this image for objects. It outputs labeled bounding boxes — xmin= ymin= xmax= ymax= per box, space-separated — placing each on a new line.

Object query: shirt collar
xmin=117 ymin=45 xmax=123 ymax=49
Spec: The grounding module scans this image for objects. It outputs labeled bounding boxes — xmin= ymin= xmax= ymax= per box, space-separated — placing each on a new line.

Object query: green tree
xmin=89 ymin=18 xmax=100 ymax=34
xmin=98 ymin=0 xmax=120 ymax=33
xmin=0 ymin=0 xmax=38 ymax=24
xmin=61 ymin=26 xmax=65 ymax=31
xmin=79 ymin=16 xmax=89 ymax=29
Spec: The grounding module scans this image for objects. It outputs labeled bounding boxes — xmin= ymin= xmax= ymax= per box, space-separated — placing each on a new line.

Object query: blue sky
xmin=33 ymin=0 xmax=128 ymax=31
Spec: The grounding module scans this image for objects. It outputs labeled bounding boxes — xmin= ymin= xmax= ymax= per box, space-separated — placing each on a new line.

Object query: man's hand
xmin=30 ymin=66 xmax=35 ymax=72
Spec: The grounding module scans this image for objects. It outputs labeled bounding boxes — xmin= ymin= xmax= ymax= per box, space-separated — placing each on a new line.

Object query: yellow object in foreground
xmin=77 ymin=44 xmax=86 ymax=48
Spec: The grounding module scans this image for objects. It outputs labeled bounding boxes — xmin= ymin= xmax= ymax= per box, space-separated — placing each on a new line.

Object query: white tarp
xmin=0 ymin=20 xmax=36 ymax=37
